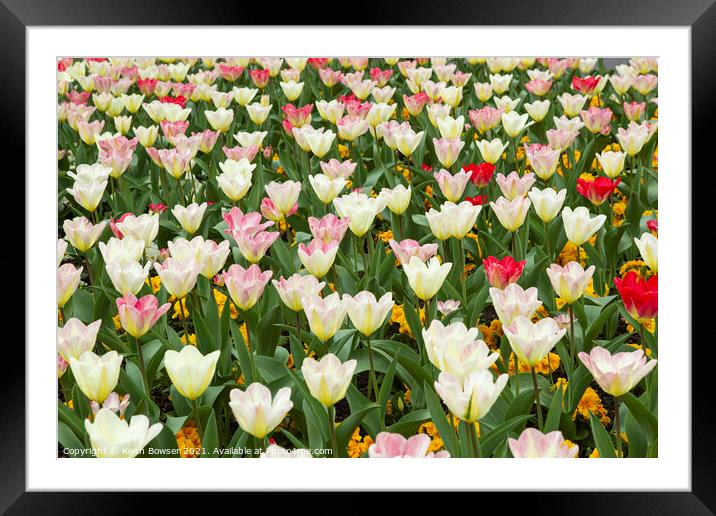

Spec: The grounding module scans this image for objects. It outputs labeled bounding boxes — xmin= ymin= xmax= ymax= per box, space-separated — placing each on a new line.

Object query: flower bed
xmin=57 ymin=56 xmax=658 ymax=459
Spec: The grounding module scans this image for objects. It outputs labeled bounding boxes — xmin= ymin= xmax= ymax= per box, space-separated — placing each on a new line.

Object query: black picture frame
xmin=4 ymin=1 xmax=703 ymax=512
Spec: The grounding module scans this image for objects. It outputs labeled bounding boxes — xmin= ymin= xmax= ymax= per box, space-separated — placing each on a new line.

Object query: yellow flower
xmin=180 ymin=333 xmax=197 ymax=346
xmin=503 ymin=352 xmax=560 ymax=375
xmin=418 ymin=421 xmax=445 ymax=452
xmin=401 ymin=107 xmax=410 ymax=120
xmin=627 ymin=343 xmax=653 ymax=357
xmin=146 ymin=275 xmax=162 ymax=294
xmin=338 ymin=144 xmax=350 ymax=159
xmin=579 ymin=172 xmax=595 ymax=182
xmin=214 ymin=289 xmax=239 ymax=319
xmin=390 ymin=304 xmax=424 ymax=338
xmin=347 ymin=427 xmax=374 ymax=458
xmin=112 ymin=314 xmax=122 ymax=331
xmin=589 ymin=448 xmax=600 ymax=458
xmin=377 ymin=229 xmax=393 ymax=243
xmin=172 ymin=298 xmax=189 ymax=320
xmin=478 ymin=319 xmax=503 ymax=348
xmin=619 ymin=259 xmax=648 ymax=278
xmin=176 ymin=420 xmax=202 ymax=458
xmin=561 ymin=150 xmax=581 ymax=170
xmin=573 ymin=386 xmax=611 ymax=425
xmin=557 ymin=241 xmax=587 ymax=266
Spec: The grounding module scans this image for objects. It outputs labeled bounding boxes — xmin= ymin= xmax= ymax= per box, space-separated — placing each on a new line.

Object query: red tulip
xmin=465 ymin=162 xmax=496 ymax=188
xmin=571 ymin=75 xmax=601 ymax=94
xmin=483 ymin=255 xmax=526 ymax=289
xmin=614 ymin=271 xmax=658 ymax=322
xmin=576 ymin=176 xmax=621 ymax=206
xmin=465 ymin=195 xmax=488 ymax=206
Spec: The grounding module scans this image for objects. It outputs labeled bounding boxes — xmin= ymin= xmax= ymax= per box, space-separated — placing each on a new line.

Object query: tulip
xmin=501 ymin=111 xmax=534 ymax=138
xmin=69 ymin=350 xmax=123 ymax=402
xmin=246 ymin=102 xmax=273 ymax=125
xmin=233 ymin=86 xmax=258 ymax=106
xmin=320 ymin=159 xmax=356 ymax=179
xmin=233 ymin=227 xmax=280 ymax=264
xmin=304 ymin=129 xmax=336 ymax=158
xmin=494 ymin=95 xmax=521 ymax=113
xmin=366 ymin=103 xmax=397 ymax=129
xmin=171 ymin=202 xmax=208 ymax=235
xmin=66 ymin=178 xmax=108 ymax=213
xmin=90 ymin=392 xmax=130 ymax=418
xmin=84 ymin=409 xmax=162 ymax=458
xmin=562 ymin=206 xmax=606 ymax=246
xmin=301 ymin=292 xmax=347 ymax=342
xmin=524 ymin=100 xmax=551 ymax=122
xmin=634 ymin=233 xmax=658 ymax=272
xmin=333 ymin=191 xmax=387 ymax=237
xmin=151 ymin=148 xmax=193 ymax=179
xmin=437 ymin=299 xmax=460 ymax=316
xmin=301 ymin=353 xmax=357 ymax=407
xmin=614 ymin=271 xmax=658 ymax=322
xmin=297 ymin=238 xmax=339 ymax=279
xmin=57 ymin=263 xmax=82 ymax=308
xmin=229 ymin=383 xmax=294 ymax=439
xmin=223 ymin=263 xmax=273 ymax=311
xmin=403 ymin=256 xmax=452 ymax=301
xmin=57 ymin=318 xmax=101 ymax=361
xmin=483 ymin=256 xmax=525 ymax=289
xmin=489 ymin=73 xmax=513 ymax=94
xmin=280 ymin=81 xmax=304 ymax=101
xmin=423 ymin=320 xmax=499 ymax=379
xmin=489 ymin=283 xmax=542 ymax=326
xmin=116 ymin=293 xmax=171 ymax=338
xmin=99 ymin=236 xmax=145 ymax=265
xmin=308 ymin=214 xmax=350 ymax=243
xmin=336 ymin=115 xmax=369 ymax=141
xmin=343 ymin=291 xmax=394 ymax=337
xmin=433 ymin=137 xmax=465 ymax=168
xmin=426 ymin=200 xmax=481 ymax=240
xmin=166 ymin=236 xmax=210 ymax=272
xmin=580 ymin=107 xmax=613 ymax=135
xmin=490 ymin=196 xmax=531 ymax=233
xmin=434 ymin=169 xmax=471 ymax=202
xmin=525 ymin=78 xmax=552 ymax=97
xmin=134 ymin=125 xmax=159 ymax=147
xmin=468 ymin=105 xmax=501 ymax=134
xmin=154 ymin=258 xmax=199 ymax=299
xmin=436 ymin=115 xmax=465 ymax=139
xmin=595 ymin=150 xmax=626 ymax=179
xmin=503 ymin=316 xmax=566 ymax=367
xmin=233 ymin=130 xmax=267 ymax=148
xmin=508 ymin=428 xmax=578 ymax=458
xmin=199 ymin=239 xmax=230 ymax=278
xmin=465 ymin=162 xmax=496 ymax=189
xmin=368 ymin=432 xmax=450 ymax=458
xmin=164 ymin=345 xmax=221 ymax=400
xmin=475 ymin=138 xmax=509 ymax=164
xmin=389 ymin=239 xmax=438 ymax=266
xmin=496 ymin=171 xmax=535 ymax=200
xmin=545 ymin=127 xmax=579 ymax=152
xmin=265 ymin=180 xmax=301 ymax=218
xmin=116 ymin=213 xmax=159 ymax=247
xmin=527 ymin=187 xmax=566 ymax=223
xmin=616 ymin=124 xmax=649 ymax=156
xmin=434 ymin=370 xmax=508 ymax=423
xmin=546 ymin=262 xmax=596 ymax=304
xmin=576 ymin=176 xmax=621 ymax=206
xmin=380 ymin=184 xmax=412 ymax=215
xmin=524 ymin=144 xmax=560 ymax=181
xmin=557 ymin=92 xmax=588 ymax=117
xmin=308 ymin=173 xmax=346 ymax=204
xmin=393 ymin=128 xmax=424 ymax=157
xmin=579 ymin=346 xmax=657 ymax=397
xmin=217 ymin=158 xmax=255 ymax=201
xmin=106 ymin=260 xmax=151 ymax=295
xmin=57 ymin=239 xmax=68 ymax=267
xmin=272 ymin=273 xmax=325 ymax=312
xmin=473 ymin=82 xmax=493 ymax=102
xmin=63 ymin=217 xmax=106 ymax=252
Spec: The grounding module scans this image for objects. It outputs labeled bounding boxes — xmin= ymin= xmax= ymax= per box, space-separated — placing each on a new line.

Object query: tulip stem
xmin=568 ymin=305 xmax=576 ymax=369
xmin=58 ymin=306 xmax=66 ymax=326
xmin=530 ymin=366 xmax=543 ymax=430
xmin=328 ymin=405 xmax=338 ymax=458
xmin=543 ymin=220 xmax=551 ymax=260
xmin=134 ymin=335 xmax=151 ymax=399
xmin=416 ymin=298 xmax=425 ymax=365
xmin=467 ymin=421 xmax=482 ymax=458
xmin=614 ymin=396 xmax=622 ymax=458
xmin=457 ymin=239 xmax=467 ymax=304
xmin=191 ymin=398 xmax=204 ymax=442
xmin=512 ymin=230 xmax=519 ymax=260
xmin=83 ymin=253 xmax=93 ymax=287
xmin=365 ymin=334 xmax=379 ymax=402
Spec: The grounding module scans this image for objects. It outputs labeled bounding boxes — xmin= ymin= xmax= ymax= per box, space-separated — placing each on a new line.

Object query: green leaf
xmin=58 ymin=421 xmax=85 ymax=453
xmin=544 ymin=387 xmax=563 ymax=433
xmin=423 ymin=381 xmax=460 ymax=457
xmin=378 ymin=350 xmax=400 ymax=429
xmin=335 ymin=403 xmax=380 ymax=458
xmin=620 ymin=392 xmax=658 ymax=443
xmin=590 ymin=413 xmax=616 ymax=458
xmin=200 ymin=409 xmax=220 ymax=458
xmin=481 ymin=415 xmax=532 ymax=458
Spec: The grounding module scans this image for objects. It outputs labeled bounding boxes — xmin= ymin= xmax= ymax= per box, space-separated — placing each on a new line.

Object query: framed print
xmin=4 ymin=0 xmax=705 ymax=511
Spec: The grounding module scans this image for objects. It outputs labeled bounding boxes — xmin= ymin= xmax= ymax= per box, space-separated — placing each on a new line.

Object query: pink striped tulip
xmin=509 ymin=428 xmax=578 ymax=458
xmin=578 ymin=347 xmax=658 ymax=397
xmin=368 ymin=432 xmax=450 ymax=458
xmin=116 ymin=293 xmax=171 ymax=338
xmin=223 ymin=264 xmax=273 ymax=311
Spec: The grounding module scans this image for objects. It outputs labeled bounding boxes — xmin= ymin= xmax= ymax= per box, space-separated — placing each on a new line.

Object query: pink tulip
xmin=160 ymin=120 xmax=189 ymax=142
xmin=57 ymin=263 xmax=83 ymax=308
xmin=222 ymin=144 xmax=259 ymax=162
xmin=437 ymin=300 xmax=460 ymax=316
xmin=261 ymin=197 xmax=297 ymax=223
xmin=495 ymin=171 xmax=536 ymax=200
xmin=508 ymin=428 xmax=578 ymax=458
xmin=578 ymin=347 xmax=657 ymax=397
xmin=308 ymin=214 xmax=351 ymax=243
xmin=388 ymin=238 xmax=439 ymax=266
xmin=319 ymin=159 xmax=356 ymax=179
xmin=525 ymin=77 xmax=552 ymax=96
xmin=223 ymin=264 xmax=273 ymax=311
xmin=468 ymin=106 xmax=502 ymax=134
xmin=98 ymin=135 xmax=138 ymax=178
xmin=192 ymin=129 xmax=220 ymax=154
xmin=116 ymin=293 xmax=171 ymax=338
xmin=580 ymin=107 xmax=613 ymax=135
xmin=434 ymin=169 xmax=471 ymax=202
xmin=265 ymin=180 xmax=302 ymax=217
xmin=368 ymin=432 xmax=450 ymax=458
xmin=223 ymin=207 xmax=273 ymax=237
